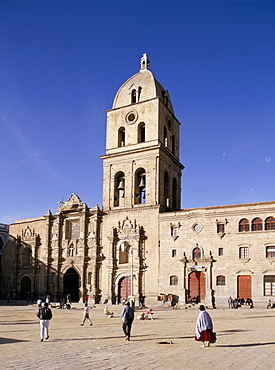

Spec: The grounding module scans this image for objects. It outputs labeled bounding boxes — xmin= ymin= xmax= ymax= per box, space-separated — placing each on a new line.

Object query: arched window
xmin=164 ymin=126 xmax=168 ymax=147
xmin=266 ymin=246 xmax=275 ymax=258
xmin=170 ymin=275 xmax=178 ymax=285
xmin=118 ymin=127 xmax=125 ymax=147
xmin=172 ymin=135 xmax=175 ymax=155
xmin=119 ymin=242 xmax=130 ymax=264
xmin=265 ymin=217 xmax=275 ymax=230
xmin=114 ymin=171 xmax=125 ymax=207
xmin=134 ymin=168 xmax=146 ymax=205
xmin=239 ymin=218 xmax=249 ymax=232
xmin=193 ymin=247 xmax=201 ymax=260
xmin=216 ymin=275 xmax=225 ymax=286
xmin=239 ymin=246 xmax=249 ymax=259
xmin=164 ymin=171 xmax=169 ymax=208
xmin=172 ymin=178 xmax=177 ymax=210
xmin=252 ymin=217 xmax=263 ymax=231
xmin=131 ymin=89 xmax=137 ymax=104
xmin=138 ymin=122 xmax=145 ymax=143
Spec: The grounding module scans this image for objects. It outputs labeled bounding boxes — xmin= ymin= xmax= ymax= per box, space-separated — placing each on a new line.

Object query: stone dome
xmin=112 ymin=54 xmax=174 ymax=113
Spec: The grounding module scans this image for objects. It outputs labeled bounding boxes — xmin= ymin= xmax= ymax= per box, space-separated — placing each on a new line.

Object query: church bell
xmin=117 ymin=179 xmax=124 ymax=190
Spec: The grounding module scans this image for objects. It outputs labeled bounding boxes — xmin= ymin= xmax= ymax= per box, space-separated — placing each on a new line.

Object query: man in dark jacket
xmin=37 ymin=302 xmax=52 ymax=342
xmin=121 ymin=301 xmax=134 ymax=341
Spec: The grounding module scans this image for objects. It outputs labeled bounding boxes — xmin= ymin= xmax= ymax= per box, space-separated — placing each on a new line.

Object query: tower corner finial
xmin=140 ymin=53 xmax=150 ymax=71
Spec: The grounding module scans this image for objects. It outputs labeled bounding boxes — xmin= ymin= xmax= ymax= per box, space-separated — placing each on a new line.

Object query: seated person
xmin=104 ymin=306 xmax=114 ymax=318
xmin=145 ymin=308 xmax=154 ymax=320
xmin=267 ymin=300 xmax=272 ymax=309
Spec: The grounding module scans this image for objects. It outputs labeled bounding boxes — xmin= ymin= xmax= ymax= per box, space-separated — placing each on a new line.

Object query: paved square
xmin=0 ymin=303 xmax=274 ymax=369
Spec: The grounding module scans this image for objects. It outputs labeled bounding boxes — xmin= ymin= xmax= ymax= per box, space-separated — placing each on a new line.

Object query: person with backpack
xmin=37 ymin=302 xmax=52 ymax=342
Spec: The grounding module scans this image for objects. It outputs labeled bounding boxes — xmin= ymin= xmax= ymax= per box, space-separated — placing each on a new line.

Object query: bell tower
xmin=101 ymin=53 xmax=184 ymax=212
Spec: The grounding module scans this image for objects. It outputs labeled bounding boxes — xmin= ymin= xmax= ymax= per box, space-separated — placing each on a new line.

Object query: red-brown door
xmin=118 ymin=276 xmax=131 ymax=303
xmin=188 ymin=271 xmax=206 ymax=302
xmin=237 ymin=275 xmax=252 ymax=299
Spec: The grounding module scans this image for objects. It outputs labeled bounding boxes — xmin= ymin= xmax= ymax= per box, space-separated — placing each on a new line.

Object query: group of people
xmin=228 ymin=296 xmax=253 ymax=309
xmin=36 ymin=299 xmax=216 ymax=346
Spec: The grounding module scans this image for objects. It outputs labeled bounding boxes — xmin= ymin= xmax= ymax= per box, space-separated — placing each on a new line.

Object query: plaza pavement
xmin=0 ymin=301 xmax=275 ymax=370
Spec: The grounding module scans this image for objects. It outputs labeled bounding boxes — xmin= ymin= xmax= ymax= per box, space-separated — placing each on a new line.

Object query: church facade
xmin=3 ymin=54 xmax=275 ymax=307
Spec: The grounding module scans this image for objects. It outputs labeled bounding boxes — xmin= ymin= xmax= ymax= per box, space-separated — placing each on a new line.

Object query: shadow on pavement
xmin=217 ymin=342 xmax=275 ymax=348
xmin=0 ymin=337 xmax=29 ymax=344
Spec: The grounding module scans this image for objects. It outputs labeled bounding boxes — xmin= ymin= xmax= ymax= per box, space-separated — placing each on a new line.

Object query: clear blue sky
xmin=1 ymin=0 xmax=274 ymax=224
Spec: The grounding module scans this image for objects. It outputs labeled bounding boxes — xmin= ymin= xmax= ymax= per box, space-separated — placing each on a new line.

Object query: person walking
xmin=37 ymin=302 xmax=52 ymax=342
xmin=195 ymin=305 xmax=215 ymax=347
xmin=80 ymin=303 xmax=93 ymax=326
xmin=121 ymin=301 xmax=134 ymax=341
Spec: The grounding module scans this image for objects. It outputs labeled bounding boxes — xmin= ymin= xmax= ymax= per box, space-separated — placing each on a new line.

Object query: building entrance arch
xmin=20 ymin=276 xmax=31 ymax=300
xmin=118 ymin=276 xmax=131 ymax=303
xmin=63 ymin=268 xmax=80 ymax=302
xmin=188 ymin=271 xmax=206 ymax=302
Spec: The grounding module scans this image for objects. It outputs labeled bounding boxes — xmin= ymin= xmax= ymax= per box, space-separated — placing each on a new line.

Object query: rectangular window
xmin=218 ymin=248 xmax=223 ymax=256
xmin=66 ymin=220 xmax=80 ymax=239
xmin=264 ymin=275 xmax=275 ymax=296
xmin=266 ymin=246 xmax=275 ymax=258
xmin=172 ymin=249 xmax=176 ymax=257
xmin=171 ymin=227 xmax=178 ymax=237
xmin=217 ymin=223 xmax=224 ymax=233
xmin=239 ymin=247 xmax=249 ymax=259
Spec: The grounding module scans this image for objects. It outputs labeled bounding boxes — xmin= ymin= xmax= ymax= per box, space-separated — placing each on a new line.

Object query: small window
xmin=172 ymin=249 xmax=176 ymax=257
xmin=170 ymin=275 xmax=178 ymax=285
xmin=252 ymin=218 xmax=263 ymax=231
xmin=265 ymin=217 xmax=275 ymax=230
xmin=239 ymin=246 xmax=249 ymax=259
xmin=171 ymin=227 xmax=178 ymax=237
xmin=266 ymin=246 xmax=275 ymax=258
xmin=193 ymin=247 xmax=201 ymax=260
xmin=264 ymin=275 xmax=275 ymax=296
xmin=138 ymin=122 xmax=145 ymax=143
xmin=216 ymin=275 xmax=225 ymax=286
xmin=239 ymin=219 xmax=249 ymax=232
xmin=218 ymin=248 xmax=224 ymax=256
xmin=217 ymin=223 xmax=225 ymax=233
xmin=172 ymin=135 xmax=175 ymax=155
xmin=131 ymin=89 xmax=137 ymax=103
xmin=164 ymin=126 xmax=168 ymax=147
xmin=118 ymin=127 xmax=125 ymax=147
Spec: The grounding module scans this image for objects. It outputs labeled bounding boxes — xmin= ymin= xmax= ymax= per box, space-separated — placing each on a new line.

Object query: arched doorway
xmin=20 ymin=276 xmax=31 ymax=300
xmin=118 ymin=276 xmax=131 ymax=303
xmin=188 ymin=271 xmax=206 ymax=302
xmin=63 ymin=268 xmax=80 ymax=302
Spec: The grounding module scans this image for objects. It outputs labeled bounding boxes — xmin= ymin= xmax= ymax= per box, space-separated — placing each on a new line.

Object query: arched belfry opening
xmin=114 ymin=172 xmax=125 ymax=207
xmin=63 ymin=268 xmax=80 ymax=302
xmin=134 ymin=168 xmax=146 ymax=204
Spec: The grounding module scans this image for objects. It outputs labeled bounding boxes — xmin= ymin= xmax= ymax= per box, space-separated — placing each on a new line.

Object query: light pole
xmin=130 ymin=245 xmax=134 ymax=297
